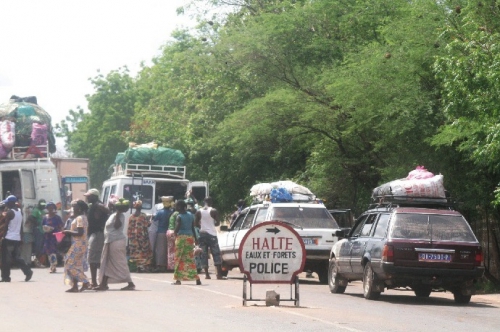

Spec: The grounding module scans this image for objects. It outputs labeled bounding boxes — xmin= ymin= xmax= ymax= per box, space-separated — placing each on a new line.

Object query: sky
xmin=0 ymin=0 xmax=195 ymax=151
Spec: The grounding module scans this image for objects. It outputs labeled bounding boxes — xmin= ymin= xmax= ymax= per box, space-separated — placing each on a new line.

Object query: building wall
xmin=51 ymin=158 xmax=90 ymax=206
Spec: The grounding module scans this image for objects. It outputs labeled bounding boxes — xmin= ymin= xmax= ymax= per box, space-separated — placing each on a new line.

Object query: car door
xmin=219 ymin=210 xmax=248 ymax=265
xmin=336 ymin=215 xmax=367 ymax=274
xmin=349 ymin=213 xmax=378 ymax=275
xmin=366 ymin=213 xmax=391 ymax=271
xmin=232 ymin=208 xmax=257 ymax=262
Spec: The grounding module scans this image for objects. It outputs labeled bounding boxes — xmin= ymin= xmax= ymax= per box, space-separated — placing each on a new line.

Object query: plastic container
xmin=54 ymin=232 xmax=65 ymax=243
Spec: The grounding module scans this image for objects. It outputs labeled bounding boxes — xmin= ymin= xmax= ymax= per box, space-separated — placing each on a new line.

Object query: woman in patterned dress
xmin=63 ymin=200 xmax=91 ymax=292
xmin=172 ymin=200 xmax=201 ymax=285
xmin=127 ymin=200 xmax=153 ymax=272
xmin=42 ymin=202 xmax=64 ymax=273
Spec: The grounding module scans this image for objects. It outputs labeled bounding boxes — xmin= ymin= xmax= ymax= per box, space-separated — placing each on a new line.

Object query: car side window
xmin=255 ymin=207 xmax=268 ymax=225
xmin=241 ymin=210 xmax=256 ymax=229
xmin=231 ymin=212 xmax=247 ymax=230
xmin=360 ymin=214 xmax=377 ymax=237
xmin=372 ymin=214 xmax=390 ymax=238
xmin=351 ymin=215 xmax=369 ymax=237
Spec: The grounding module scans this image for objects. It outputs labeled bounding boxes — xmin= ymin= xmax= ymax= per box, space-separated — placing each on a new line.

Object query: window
xmin=231 ymin=213 xmax=246 ymax=230
xmin=102 ymin=186 xmax=110 ymax=205
xmin=255 ymin=207 xmax=268 ymax=225
xmin=360 ymin=214 xmax=377 ymax=237
xmin=270 ymin=207 xmax=340 ymax=229
xmin=351 ymin=215 xmax=369 ymax=237
xmin=241 ymin=210 xmax=256 ymax=229
xmin=123 ymin=185 xmax=153 ymax=209
xmin=21 ymin=170 xmax=35 ymax=199
xmin=373 ymin=214 xmax=390 ymax=238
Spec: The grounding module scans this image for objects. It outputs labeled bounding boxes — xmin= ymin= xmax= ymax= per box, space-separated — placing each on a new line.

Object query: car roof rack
xmin=369 ymin=195 xmax=454 ymax=210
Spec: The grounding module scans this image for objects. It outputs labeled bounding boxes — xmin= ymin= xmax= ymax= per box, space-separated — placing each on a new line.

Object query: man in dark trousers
xmin=1 ymin=195 xmax=33 ymax=282
xmin=195 ymin=197 xmax=223 ymax=279
xmin=84 ymin=189 xmax=109 ymax=288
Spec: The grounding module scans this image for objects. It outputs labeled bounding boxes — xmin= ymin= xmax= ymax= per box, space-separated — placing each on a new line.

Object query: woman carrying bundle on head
xmin=97 ymin=198 xmax=136 ymax=291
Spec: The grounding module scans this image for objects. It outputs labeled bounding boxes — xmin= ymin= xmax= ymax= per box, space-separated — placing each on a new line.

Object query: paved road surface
xmin=1 ymin=266 xmax=499 ymax=331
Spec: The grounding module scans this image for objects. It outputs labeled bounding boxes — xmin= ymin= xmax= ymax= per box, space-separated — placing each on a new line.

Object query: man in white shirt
xmin=194 ymin=197 xmax=223 ymax=279
xmin=1 ymin=195 xmax=33 ymax=282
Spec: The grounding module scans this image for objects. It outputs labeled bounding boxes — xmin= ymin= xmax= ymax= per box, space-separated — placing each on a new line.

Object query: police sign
xmin=238 ymin=221 xmax=306 ymax=284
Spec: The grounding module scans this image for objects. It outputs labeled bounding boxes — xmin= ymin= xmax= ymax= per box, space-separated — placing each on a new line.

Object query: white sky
xmin=0 ymin=0 xmax=195 ymax=151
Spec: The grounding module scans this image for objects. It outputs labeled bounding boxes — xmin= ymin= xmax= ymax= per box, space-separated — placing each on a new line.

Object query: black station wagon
xmin=328 ymin=198 xmax=484 ymax=304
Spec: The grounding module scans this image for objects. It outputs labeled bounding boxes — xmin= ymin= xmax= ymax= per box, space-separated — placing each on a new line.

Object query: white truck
xmin=0 ymin=156 xmax=62 ymax=218
xmin=101 ymin=162 xmax=208 ymax=234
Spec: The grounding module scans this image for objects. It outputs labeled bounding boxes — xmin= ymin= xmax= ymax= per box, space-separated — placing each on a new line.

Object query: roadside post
xmin=239 ymin=221 xmax=306 ymax=306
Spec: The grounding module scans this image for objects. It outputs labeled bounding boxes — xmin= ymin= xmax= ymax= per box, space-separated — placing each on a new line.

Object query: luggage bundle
xmin=0 ymin=95 xmax=56 ymax=159
xmin=250 ymin=180 xmax=316 ymax=203
xmin=372 ymin=166 xmax=446 ymax=201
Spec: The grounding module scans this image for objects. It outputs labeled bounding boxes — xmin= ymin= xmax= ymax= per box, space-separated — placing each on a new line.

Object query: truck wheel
xmin=453 ymin=292 xmax=471 ymax=304
xmin=362 ymin=263 xmax=381 ymax=300
xmin=328 ymin=259 xmax=346 ymax=294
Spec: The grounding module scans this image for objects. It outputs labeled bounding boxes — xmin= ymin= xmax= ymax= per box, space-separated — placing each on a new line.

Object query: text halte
xmin=252 ymin=237 xmax=294 ymax=250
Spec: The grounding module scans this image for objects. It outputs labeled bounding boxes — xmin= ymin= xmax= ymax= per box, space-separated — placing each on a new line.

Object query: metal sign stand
xmin=242 ymin=275 xmax=300 ymax=307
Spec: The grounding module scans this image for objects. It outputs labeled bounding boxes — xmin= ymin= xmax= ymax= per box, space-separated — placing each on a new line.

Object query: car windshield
xmin=390 ymin=213 xmax=477 ymax=242
xmin=270 ymin=206 xmax=339 ymax=229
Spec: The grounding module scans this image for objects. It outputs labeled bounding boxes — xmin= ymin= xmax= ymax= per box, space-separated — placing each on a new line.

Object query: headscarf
xmin=133 ymin=200 xmax=143 ymax=208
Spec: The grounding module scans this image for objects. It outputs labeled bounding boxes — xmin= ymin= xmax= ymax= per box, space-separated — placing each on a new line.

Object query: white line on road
xmin=133 ymin=275 xmax=364 ymax=332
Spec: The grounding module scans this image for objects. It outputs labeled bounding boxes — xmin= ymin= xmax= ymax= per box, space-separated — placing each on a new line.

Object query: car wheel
xmin=453 ymin=292 xmax=472 ymax=304
xmin=328 ymin=259 xmax=346 ymax=294
xmin=362 ymin=263 xmax=381 ymax=300
xmin=413 ymin=286 xmax=432 ymax=298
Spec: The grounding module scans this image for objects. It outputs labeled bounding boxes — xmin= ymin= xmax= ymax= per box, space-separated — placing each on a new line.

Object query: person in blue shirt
xmin=152 ymin=196 xmax=173 ymax=272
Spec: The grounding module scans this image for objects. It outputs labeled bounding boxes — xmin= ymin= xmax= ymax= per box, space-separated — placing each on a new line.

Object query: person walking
xmin=0 ymin=195 xmax=33 ymax=282
xmin=30 ymin=199 xmax=46 ymax=267
xmin=194 ymin=197 xmax=224 ymax=279
xmin=42 ymin=201 xmax=64 ymax=273
xmin=63 ymin=200 xmax=91 ymax=292
xmin=166 ymin=205 xmax=179 ymax=271
xmin=0 ymin=203 xmax=9 ymax=269
xmin=97 ymin=198 xmax=135 ymax=291
xmin=127 ymin=200 xmax=153 ymax=272
xmin=172 ymin=200 xmax=201 ymax=285
xmin=152 ymin=196 xmax=173 ymax=272
xmin=84 ymin=188 xmax=109 ymax=289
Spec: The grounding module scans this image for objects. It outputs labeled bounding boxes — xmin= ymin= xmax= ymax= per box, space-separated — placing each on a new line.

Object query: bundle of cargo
xmin=0 ymin=95 xmax=56 ymax=159
xmin=110 ymin=142 xmax=186 ymax=176
xmin=250 ymin=180 xmax=315 ymax=202
xmin=372 ymin=166 xmax=446 ymax=201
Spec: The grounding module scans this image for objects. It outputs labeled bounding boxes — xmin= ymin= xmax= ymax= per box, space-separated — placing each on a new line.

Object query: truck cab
xmin=101 ymin=163 xmax=208 ymax=234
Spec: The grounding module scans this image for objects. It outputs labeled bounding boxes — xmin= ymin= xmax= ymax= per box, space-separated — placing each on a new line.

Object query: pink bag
xmin=407 ymin=166 xmax=434 ymax=180
xmin=31 ymin=122 xmax=48 ymax=145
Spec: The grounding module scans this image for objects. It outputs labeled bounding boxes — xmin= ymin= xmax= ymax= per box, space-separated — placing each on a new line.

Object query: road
xmin=1 ymin=266 xmax=499 ymax=332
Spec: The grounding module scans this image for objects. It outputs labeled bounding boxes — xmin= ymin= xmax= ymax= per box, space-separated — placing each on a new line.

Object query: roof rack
xmin=369 ymin=195 xmax=454 ymax=210
xmin=111 ymin=163 xmax=186 ymax=179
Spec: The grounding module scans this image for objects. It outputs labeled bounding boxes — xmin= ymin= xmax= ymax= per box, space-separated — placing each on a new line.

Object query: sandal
xmin=95 ymin=285 xmax=109 ymax=291
xmin=196 ymin=279 xmax=202 ymax=285
xmin=65 ymin=288 xmax=79 ymax=293
xmin=79 ymin=283 xmax=91 ymax=292
xmin=205 ymin=275 xmax=211 ymax=279
xmin=121 ymin=284 xmax=136 ymax=291
xmin=171 ymin=280 xmax=181 ymax=285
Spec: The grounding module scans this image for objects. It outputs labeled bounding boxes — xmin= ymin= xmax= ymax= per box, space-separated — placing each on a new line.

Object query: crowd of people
xmin=0 ymin=188 xmax=226 ymax=292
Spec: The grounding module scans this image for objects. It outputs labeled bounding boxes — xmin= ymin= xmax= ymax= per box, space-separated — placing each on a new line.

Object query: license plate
xmin=418 ymin=253 xmax=452 ymax=262
xmin=302 ymin=238 xmax=315 ymax=245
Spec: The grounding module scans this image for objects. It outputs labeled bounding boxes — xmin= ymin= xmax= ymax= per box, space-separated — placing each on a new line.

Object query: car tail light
xmin=382 ymin=245 xmax=394 ymax=263
xmin=475 ymin=248 xmax=483 ymax=266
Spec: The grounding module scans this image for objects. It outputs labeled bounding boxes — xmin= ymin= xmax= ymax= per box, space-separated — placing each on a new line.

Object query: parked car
xmin=219 ymin=201 xmax=341 ymax=283
xmin=328 ymin=198 xmax=484 ymax=304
